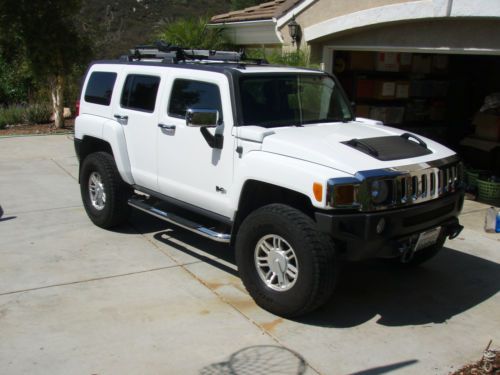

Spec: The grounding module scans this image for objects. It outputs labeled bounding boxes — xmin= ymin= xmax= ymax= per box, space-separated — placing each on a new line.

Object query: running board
xmin=128 ymin=198 xmax=231 ymax=243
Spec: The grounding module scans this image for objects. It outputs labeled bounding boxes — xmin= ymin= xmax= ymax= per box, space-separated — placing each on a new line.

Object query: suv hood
xmin=260 ymin=121 xmax=456 ymax=175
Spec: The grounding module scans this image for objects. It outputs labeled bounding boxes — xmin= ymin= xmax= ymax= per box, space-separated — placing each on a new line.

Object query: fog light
xmin=376 ymin=218 xmax=386 ymax=234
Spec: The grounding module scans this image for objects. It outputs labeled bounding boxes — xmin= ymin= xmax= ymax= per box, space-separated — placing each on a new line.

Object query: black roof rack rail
xmin=126 ymin=41 xmax=268 ymax=66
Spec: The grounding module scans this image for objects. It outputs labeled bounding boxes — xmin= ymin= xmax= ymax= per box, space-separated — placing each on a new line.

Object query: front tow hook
xmin=447 ymin=223 xmax=464 ymax=240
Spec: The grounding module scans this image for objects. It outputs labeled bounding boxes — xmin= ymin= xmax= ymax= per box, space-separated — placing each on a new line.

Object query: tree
xmin=230 ymin=0 xmax=262 ymax=11
xmin=156 ymin=17 xmax=230 ymax=50
xmin=0 ymin=0 xmax=91 ymax=128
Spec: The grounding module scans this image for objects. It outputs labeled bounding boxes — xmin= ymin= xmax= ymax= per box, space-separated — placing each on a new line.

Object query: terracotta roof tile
xmin=211 ymin=0 xmax=302 ymax=23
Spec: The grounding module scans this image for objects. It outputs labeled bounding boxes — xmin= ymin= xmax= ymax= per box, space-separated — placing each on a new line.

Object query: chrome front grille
xmin=394 ymin=163 xmax=461 ymax=205
xmin=327 ymin=155 xmax=463 ymax=211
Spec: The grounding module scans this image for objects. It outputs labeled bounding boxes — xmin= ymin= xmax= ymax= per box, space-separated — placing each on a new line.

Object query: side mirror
xmin=186 ymin=108 xmax=219 ymax=127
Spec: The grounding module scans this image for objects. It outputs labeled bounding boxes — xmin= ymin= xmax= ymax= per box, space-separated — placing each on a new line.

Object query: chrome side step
xmin=128 ymin=198 xmax=231 ymax=243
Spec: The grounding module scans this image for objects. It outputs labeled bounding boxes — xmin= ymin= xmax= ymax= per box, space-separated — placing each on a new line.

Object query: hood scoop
xmin=342 ymin=133 xmax=433 ymax=161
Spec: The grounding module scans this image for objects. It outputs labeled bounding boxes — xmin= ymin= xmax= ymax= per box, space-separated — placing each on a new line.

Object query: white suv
xmin=75 ymin=45 xmax=464 ymax=317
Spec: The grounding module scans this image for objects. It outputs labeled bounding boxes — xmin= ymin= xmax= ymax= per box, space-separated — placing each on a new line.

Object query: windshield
xmin=239 ymin=74 xmax=353 ymax=127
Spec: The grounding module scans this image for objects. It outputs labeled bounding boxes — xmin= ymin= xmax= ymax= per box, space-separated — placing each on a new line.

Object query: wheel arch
xmin=77 ymin=132 xmax=134 ymax=185
xmin=231 ymin=179 xmax=315 ymax=246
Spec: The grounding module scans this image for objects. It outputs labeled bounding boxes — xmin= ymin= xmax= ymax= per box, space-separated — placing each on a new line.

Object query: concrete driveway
xmin=0 ymin=134 xmax=499 ymax=375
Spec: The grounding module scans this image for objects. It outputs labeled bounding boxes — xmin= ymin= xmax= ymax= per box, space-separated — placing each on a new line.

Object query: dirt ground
xmin=0 ymin=119 xmax=74 ymax=136
xmin=451 ymin=346 xmax=499 ymax=374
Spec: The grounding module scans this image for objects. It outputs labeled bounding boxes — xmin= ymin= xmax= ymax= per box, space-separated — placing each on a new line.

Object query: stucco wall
xmin=279 ymin=0 xmax=413 ymax=46
xmin=316 ymin=18 xmax=500 ymax=54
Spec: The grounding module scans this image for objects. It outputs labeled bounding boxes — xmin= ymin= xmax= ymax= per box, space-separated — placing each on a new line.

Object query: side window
xmin=84 ymin=72 xmax=117 ymax=106
xmin=168 ymin=79 xmax=222 ymax=119
xmin=121 ymin=74 xmax=161 ymax=113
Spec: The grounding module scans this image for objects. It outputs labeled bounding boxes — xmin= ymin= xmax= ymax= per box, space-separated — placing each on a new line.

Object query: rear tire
xmin=235 ymin=204 xmax=337 ymax=318
xmin=80 ymin=152 xmax=131 ymax=229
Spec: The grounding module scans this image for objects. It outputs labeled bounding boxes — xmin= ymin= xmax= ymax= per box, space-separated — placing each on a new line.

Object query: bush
xmin=0 ymin=103 xmax=52 ymax=129
xmin=245 ymin=48 xmax=319 ymax=69
xmin=0 ymin=105 xmax=25 ymax=129
xmin=25 ymin=103 xmax=52 ymax=124
xmin=156 ymin=17 xmax=231 ymax=50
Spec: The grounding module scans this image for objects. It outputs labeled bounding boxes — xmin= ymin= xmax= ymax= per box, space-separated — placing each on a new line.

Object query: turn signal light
xmin=313 ymin=182 xmax=323 ymax=202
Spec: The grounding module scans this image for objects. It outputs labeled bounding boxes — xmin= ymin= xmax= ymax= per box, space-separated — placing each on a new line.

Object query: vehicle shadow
xmin=299 ymin=247 xmax=500 ymax=328
xmin=128 ymin=211 xmax=500 ymax=328
xmin=127 ymin=210 xmax=237 ymax=275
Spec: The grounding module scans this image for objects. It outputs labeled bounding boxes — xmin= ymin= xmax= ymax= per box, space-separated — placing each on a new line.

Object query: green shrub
xmin=245 ymin=48 xmax=319 ymax=69
xmin=25 ymin=103 xmax=52 ymax=124
xmin=0 ymin=105 xmax=25 ymax=129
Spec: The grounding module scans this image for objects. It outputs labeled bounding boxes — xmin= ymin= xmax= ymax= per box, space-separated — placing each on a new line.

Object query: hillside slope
xmin=79 ymin=0 xmax=232 ymax=58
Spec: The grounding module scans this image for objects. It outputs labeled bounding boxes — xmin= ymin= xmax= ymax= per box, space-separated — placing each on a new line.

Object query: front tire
xmin=80 ymin=152 xmax=131 ymax=229
xmin=235 ymin=204 xmax=337 ymax=318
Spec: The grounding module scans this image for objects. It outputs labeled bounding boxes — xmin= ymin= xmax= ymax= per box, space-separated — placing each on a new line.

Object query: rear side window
xmin=121 ymin=74 xmax=161 ymax=112
xmin=84 ymin=72 xmax=117 ymax=106
xmin=168 ymin=79 xmax=222 ymax=118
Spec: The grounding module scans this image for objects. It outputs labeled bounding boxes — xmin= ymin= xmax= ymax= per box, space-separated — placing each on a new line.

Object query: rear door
xmin=112 ymin=68 xmax=164 ymax=190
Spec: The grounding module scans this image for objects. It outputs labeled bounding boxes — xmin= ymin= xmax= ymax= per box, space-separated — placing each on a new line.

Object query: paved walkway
xmin=0 ymin=134 xmax=498 ymax=374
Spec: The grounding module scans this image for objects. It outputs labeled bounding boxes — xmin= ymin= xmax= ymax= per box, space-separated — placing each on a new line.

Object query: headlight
xmin=371 ymin=180 xmax=390 ymax=204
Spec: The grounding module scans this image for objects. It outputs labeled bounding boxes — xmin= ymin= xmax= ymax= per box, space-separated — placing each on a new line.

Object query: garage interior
xmin=322 ymin=20 xmax=500 ymax=205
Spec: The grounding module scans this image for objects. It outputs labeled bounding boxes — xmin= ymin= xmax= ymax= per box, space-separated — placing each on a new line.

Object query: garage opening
xmin=332 ymin=50 xmax=500 ymax=204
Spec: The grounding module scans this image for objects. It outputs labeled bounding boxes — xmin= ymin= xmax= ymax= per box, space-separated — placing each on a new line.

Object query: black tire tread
xmin=80 ymin=151 xmax=130 ymax=228
xmin=236 ymin=204 xmax=337 ymax=317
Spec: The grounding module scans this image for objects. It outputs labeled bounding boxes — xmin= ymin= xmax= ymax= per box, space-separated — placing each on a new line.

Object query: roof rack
xmin=122 ymin=41 xmax=268 ymax=66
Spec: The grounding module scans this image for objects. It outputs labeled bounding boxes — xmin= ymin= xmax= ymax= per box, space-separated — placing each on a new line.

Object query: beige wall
xmin=279 ymin=0 xmax=413 ymax=47
xmin=315 ymin=18 xmax=500 ymax=53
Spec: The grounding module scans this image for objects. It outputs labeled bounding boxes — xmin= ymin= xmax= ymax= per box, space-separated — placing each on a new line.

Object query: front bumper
xmin=315 ymin=191 xmax=464 ymax=261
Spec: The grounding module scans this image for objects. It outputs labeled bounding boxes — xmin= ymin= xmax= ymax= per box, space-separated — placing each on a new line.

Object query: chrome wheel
xmin=88 ymin=171 xmax=106 ymax=211
xmin=254 ymin=234 xmax=299 ymax=292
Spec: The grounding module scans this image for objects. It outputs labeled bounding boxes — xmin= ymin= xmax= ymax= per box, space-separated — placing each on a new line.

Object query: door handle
xmin=114 ymin=114 xmax=128 ymax=125
xmin=158 ymin=123 xmax=176 ymax=130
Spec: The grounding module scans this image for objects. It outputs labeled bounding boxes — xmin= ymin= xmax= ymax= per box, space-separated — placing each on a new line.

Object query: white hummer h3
xmin=75 ymin=44 xmax=464 ymax=317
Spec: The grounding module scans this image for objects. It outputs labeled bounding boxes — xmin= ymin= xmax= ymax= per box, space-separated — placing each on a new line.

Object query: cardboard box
xmin=432 ymin=54 xmax=449 ymax=72
xmin=399 ymin=53 xmax=413 ymax=72
xmin=370 ymin=106 xmax=405 ymax=124
xmin=432 ymin=81 xmax=449 ymax=97
xmin=473 ymin=112 xmax=500 ymax=141
xmin=430 ymin=101 xmax=446 ymax=121
xmin=356 ymin=79 xmax=375 ymax=98
xmin=356 ymin=105 xmax=371 ymax=118
xmin=349 ymin=51 xmax=375 ymax=71
xmin=395 ymin=81 xmax=410 ymax=99
xmin=412 ymin=55 xmax=432 ymax=74
xmin=410 ymin=80 xmax=448 ymax=98
xmin=375 ymin=52 xmax=400 ymax=72
xmin=405 ymin=99 xmax=430 ymax=122
xmin=373 ymin=80 xmax=396 ymax=99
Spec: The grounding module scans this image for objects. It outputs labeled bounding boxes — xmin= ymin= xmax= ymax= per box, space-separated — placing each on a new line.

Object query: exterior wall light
xmin=288 ymin=16 xmax=301 ymax=46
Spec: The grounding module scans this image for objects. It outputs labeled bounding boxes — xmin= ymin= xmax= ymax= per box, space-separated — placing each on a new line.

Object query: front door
xmin=157 ymin=71 xmax=235 ymax=219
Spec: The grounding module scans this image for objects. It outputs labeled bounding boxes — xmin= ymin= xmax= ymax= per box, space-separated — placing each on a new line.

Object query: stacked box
xmin=395 ymin=81 xmax=410 ymax=98
xmin=412 ymin=55 xmax=432 ymax=74
xmin=356 ymin=105 xmax=371 ymax=118
xmin=349 ymin=51 xmax=375 ymax=71
xmin=473 ymin=112 xmax=500 ymax=141
xmin=370 ymin=106 xmax=405 ymax=124
xmin=373 ymin=81 xmax=396 ymax=99
xmin=356 ymin=79 xmax=375 ymax=98
xmin=375 ymin=52 xmax=400 ymax=72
